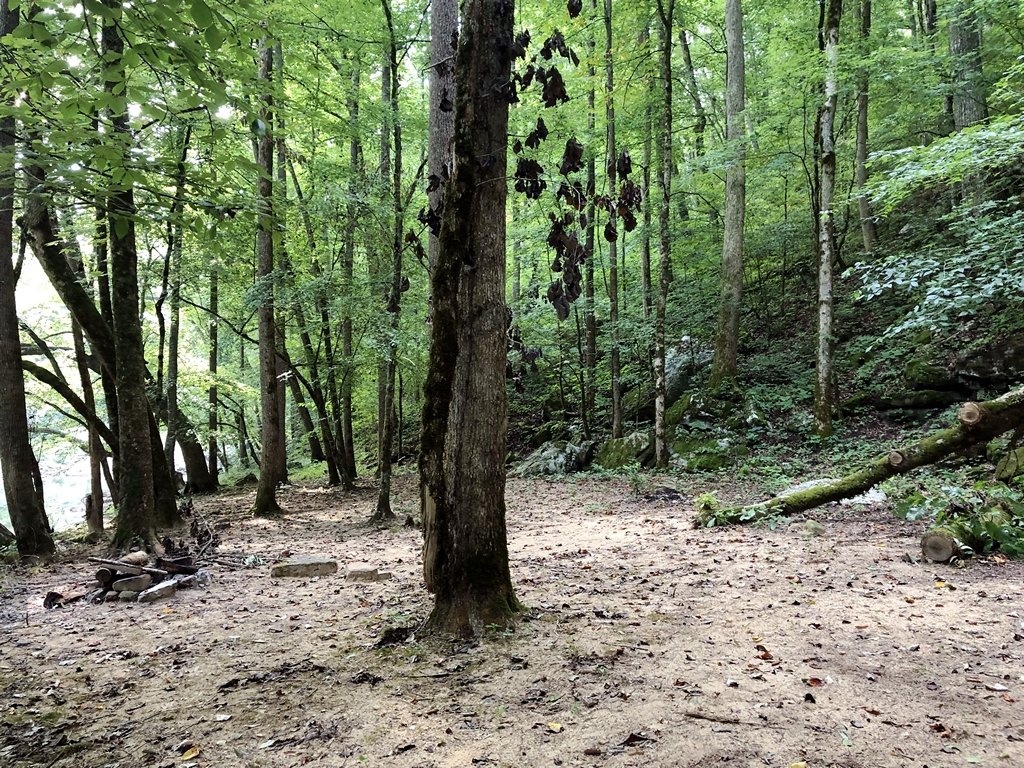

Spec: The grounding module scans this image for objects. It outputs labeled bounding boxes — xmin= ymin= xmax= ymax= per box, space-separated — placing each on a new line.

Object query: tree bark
xmin=583 ymin=0 xmax=598 ymax=436
xmin=0 ymin=0 xmax=54 ymax=558
xmin=813 ymin=0 xmax=842 ymax=438
xmin=698 ymin=389 xmax=1024 ymax=526
xmin=102 ymin=0 xmax=159 ymax=547
xmin=653 ymin=0 xmax=675 ymax=468
xmin=428 ymin=0 xmax=457 ymax=279
xmin=252 ymin=35 xmax=284 ymax=517
xmin=420 ymin=0 xmax=520 ymax=636
xmin=208 ymin=265 xmax=219 ymax=483
xmin=374 ymin=0 xmax=403 ymax=523
xmin=604 ymin=0 xmax=622 ymax=440
xmin=708 ymin=0 xmax=746 ymax=390
xmin=854 ymin=0 xmax=877 ymax=255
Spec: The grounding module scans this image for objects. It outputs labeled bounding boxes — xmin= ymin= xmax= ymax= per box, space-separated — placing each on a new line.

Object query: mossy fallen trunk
xmin=698 ymin=388 xmax=1024 ymax=527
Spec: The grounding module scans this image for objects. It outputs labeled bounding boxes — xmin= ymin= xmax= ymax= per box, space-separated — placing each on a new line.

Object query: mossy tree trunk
xmin=699 ymin=389 xmax=1024 ymax=526
xmin=420 ymin=0 xmax=520 ymax=637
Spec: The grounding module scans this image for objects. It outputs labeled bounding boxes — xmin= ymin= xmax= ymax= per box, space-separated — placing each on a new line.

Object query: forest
xmin=1 ymin=0 xmax=1023 ymax=765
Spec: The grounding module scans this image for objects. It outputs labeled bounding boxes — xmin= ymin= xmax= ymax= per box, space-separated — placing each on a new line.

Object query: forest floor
xmin=1 ymin=470 xmax=1023 ymax=768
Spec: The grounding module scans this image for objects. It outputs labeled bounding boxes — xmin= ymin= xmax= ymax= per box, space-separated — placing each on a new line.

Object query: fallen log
xmin=697 ymin=388 xmax=1024 ymax=527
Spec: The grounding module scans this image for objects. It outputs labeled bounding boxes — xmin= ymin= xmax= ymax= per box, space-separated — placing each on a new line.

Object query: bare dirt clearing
xmin=2 ymin=473 xmax=1022 ymax=768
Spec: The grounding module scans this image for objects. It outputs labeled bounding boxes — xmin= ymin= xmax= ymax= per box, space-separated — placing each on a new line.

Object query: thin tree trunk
xmin=582 ymin=0 xmax=598 ymax=436
xmin=273 ymin=42 xmax=290 ymax=481
xmin=653 ymin=0 xmax=675 ymax=467
xmin=949 ymin=0 xmax=987 ymax=204
xmin=639 ymin=26 xmax=654 ymax=322
xmin=374 ymin=0 xmax=403 ymax=522
xmin=604 ymin=0 xmax=622 ymax=439
xmin=252 ymin=35 xmax=284 ymax=516
xmin=208 ymin=266 xmax=219 ymax=483
xmin=814 ymin=0 xmax=843 ymax=438
xmin=855 ymin=1 xmax=877 ymax=255
xmin=0 ymin=0 xmax=54 ymax=558
xmin=340 ymin=59 xmax=362 ymax=486
xmin=709 ymin=0 xmax=746 ymax=390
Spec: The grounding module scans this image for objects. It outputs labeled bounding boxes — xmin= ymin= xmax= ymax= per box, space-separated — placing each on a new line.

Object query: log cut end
xmin=958 ymin=402 xmax=983 ymax=427
xmin=921 ymin=530 xmax=959 ymax=563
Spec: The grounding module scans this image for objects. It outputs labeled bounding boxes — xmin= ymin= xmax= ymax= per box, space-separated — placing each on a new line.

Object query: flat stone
xmin=103 ymin=591 xmax=119 ymax=603
xmin=173 ymin=574 xmax=198 ymax=589
xmin=271 ymin=557 xmax=338 ymax=578
xmin=138 ymin=581 xmax=176 ymax=603
xmin=112 ymin=574 xmax=152 ymax=592
xmin=345 ymin=563 xmax=393 ymax=582
xmin=118 ymin=591 xmax=139 ymax=602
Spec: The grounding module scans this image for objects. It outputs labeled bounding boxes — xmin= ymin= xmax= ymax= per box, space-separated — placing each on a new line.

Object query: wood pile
xmin=45 ymin=551 xmax=211 ymax=608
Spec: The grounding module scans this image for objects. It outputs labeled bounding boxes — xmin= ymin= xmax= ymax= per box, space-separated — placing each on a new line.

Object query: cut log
xmin=697 ymin=388 xmax=1024 ymax=526
xmin=154 ymin=556 xmax=198 ymax=575
xmin=119 ymin=551 xmax=150 ymax=566
xmin=921 ymin=531 xmax=960 ymax=563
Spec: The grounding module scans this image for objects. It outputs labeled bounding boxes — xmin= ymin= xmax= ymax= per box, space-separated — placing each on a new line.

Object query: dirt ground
xmin=1 ymin=472 xmax=1022 ymax=768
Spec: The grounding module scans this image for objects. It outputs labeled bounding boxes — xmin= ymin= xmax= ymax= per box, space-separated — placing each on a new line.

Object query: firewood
xmin=88 ymin=557 xmax=168 ymax=580
xmin=119 ymin=551 xmax=150 ymax=566
xmin=922 ymin=531 xmax=960 ymax=563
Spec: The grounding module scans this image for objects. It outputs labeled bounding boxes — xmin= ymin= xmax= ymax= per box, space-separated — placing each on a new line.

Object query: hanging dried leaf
xmin=556 ymin=181 xmax=587 ymax=210
xmin=512 ymin=30 xmax=532 ymax=59
xmin=617 ymin=149 xmax=633 ymax=177
xmin=568 ymin=0 xmax=583 ymax=17
xmin=439 ymin=89 xmax=453 ymax=112
xmin=512 ymin=139 xmax=523 ymax=155
xmin=541 ymin=67 xmax=569 ymax=108
xmin=621 ymin=208 xmax=637 ymax=232
xmin=514 ymin=157 xmax=546 ymax=199
xmin=559 ymin=137 xmax=584 ymax=175
xmin=604 ymin=220 xmax=618 ymax=242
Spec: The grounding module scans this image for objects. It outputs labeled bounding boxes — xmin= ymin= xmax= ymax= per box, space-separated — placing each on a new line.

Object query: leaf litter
xmin=1 ymin=473 xmax=1023 ymax=766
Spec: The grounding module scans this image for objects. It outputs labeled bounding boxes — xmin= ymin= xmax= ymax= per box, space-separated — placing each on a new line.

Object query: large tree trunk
xmin=252 ymin=35 xmax=284 ymax=517
xmin=428 ymin=0 xmax=457 ymax=278
xmin=813 ymin=0 xmax=842 ymax=438
xmin=103 ymin=0 xmax=159 ymax=547
xmin=699 ymin=390 xmax=1024 ymax=526
xmin=708 ymin=0 xmax=746 ymax=390
xmin=653 ymin=0 xmax=675 ymax=468
xmin=854 ymin=0 xmax=877 ymax=255
xmin=0 ymin=0 xmax=54 ymax=558
xmin=420 ymin=0 xmax=520 ymax=636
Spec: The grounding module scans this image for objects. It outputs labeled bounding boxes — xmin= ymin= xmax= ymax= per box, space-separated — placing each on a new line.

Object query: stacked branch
xmin=697 ymin=388 xmax=1024 ymax=527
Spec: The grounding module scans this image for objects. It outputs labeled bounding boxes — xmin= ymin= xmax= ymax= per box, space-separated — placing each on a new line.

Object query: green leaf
xmin=190 ymin=0 xmax=215 ymax=28
xmin=204 ymin=24 xmax=225 ymax=51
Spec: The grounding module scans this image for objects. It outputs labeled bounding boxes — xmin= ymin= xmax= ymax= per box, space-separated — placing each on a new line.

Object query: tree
xmin=420 ymin=0 xmax=520 ymax=636
xmin=853 ymin=1 xmax=877 ymax=255
xmin=604 ymin=0 xmax=623 ymax=439
xmin=102 ymin=0 xmax=159 ymax=546
xmin=0 ymin=0 xmax=54 ymax=559
xmin=252 ymin=34 xmax=284 ymax=517
xmin=653 ymin=0 xmax=675 ymax=468
xmin=813 ymin=0 xmax=842 ymax=438
xmin=708 ymin=0 xmax=746 ymax=390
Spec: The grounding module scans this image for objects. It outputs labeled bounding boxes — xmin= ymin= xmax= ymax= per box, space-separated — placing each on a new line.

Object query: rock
xmin=86 ymin=588 xmax=107 ymax=604
xmin=671 ymin=434 xmax=747 ymax=472
xmin=995 ymin=447 xmax=1024 ymax=481
xmin=595 ymin=431 xmax=654 ymax=470
xmin=234 ymin=472 xmax=258 ymax=487
xmin=345 ymin=563 xmax=393 ymax=582
xmin=905 ymin=359 xmax=956 ymax=391
xmin=118 ymin=591 xmax=139 ymax=602
xmin=624 ymin=337 xmax=713 ymax=419
xmin=138 ymin=580 xmax=177 ymax=603
xmin=103 ymin=591 xmax=119 ymax=603
xmin=840 ymin=488 xmax=888 ymax=506
xmin=271 ymin=557 xmax=338 ymax=578
xmin=513 ymin=440 xmax=595 ymax=476
xmin=112 ymin=574 xmax=152 ymax=592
